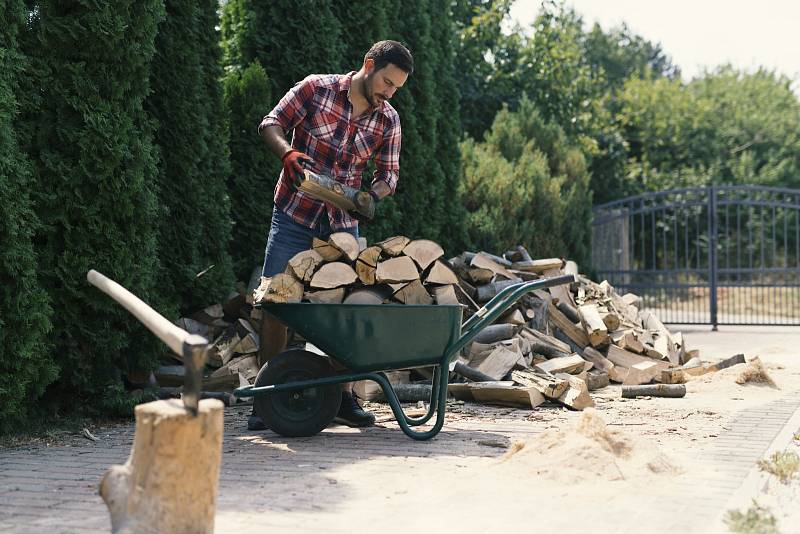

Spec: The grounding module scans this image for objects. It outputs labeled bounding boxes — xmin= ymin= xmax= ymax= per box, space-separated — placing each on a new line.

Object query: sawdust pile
xmin=735 ymin=356 xmax=778 ymax=388
xmin=498 ymin=409 xmax=679 ymax=484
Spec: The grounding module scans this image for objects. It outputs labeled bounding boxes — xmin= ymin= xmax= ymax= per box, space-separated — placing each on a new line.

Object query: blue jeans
xmin=262 ymin=208 xmax=359 ymax=277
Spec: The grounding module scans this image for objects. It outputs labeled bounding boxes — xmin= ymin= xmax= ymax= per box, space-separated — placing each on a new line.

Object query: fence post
xmin=708 ymin=185 xmax=719 ymax=330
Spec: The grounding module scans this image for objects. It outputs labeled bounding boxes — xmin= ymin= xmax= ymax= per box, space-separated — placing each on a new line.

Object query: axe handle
xmin=87 ymin=270 xmax=208 ymax=358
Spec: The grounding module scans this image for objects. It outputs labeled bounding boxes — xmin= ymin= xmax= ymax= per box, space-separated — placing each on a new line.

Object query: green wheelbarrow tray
xmin=234 ymin=274 xmax=575 ymax=440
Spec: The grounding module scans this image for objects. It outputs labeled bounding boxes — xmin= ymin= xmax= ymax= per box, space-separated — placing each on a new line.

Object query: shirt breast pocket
xmin=307 ymin=111 xmax=339 ymax=141
xmin=351 ymin=130 xmax=379 ymax=160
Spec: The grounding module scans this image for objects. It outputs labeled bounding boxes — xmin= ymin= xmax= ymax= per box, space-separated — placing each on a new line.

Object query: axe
xmin=87 ymin=270 xmax=209 ymax=415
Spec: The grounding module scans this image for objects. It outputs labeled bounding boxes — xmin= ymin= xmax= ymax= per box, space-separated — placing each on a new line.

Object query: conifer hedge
xmin=0 ymin=0 xmax=56 ymax=433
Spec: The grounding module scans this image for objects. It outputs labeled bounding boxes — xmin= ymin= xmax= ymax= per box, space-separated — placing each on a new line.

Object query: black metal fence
xmin=592 ymin=185 xmax=800 ymax=327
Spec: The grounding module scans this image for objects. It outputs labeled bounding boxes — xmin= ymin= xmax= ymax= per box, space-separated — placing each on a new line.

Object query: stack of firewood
xmin=149 ymin=234 xmax=745 ymax=410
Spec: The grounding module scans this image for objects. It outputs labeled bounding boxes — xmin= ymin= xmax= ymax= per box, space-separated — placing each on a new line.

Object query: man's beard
xmin=362 ymin=74 xmax=379 ymax=107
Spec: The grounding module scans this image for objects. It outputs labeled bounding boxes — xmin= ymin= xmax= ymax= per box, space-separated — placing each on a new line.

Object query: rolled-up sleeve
xmin=258 ymin=76 xmax=316 ymax=135
xmin=371 ymin=117 xmax=401 ymax=194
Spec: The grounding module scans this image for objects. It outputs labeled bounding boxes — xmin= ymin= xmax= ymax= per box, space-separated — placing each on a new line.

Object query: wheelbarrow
xmin=234 ymin=274 xmax=575 ymax=440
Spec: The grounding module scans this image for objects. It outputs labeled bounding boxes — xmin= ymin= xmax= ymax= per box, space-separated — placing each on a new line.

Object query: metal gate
xmin=592 ymin=185 xmax=800 ymax=327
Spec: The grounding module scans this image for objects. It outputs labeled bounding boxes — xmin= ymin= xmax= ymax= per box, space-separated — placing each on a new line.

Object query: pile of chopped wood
xmin=151 ymin=233 xmax=739 ymax=410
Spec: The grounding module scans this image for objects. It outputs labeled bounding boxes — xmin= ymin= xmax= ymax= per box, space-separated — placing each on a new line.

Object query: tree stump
xmin=100 ymin=399 xmax=224 ymax=534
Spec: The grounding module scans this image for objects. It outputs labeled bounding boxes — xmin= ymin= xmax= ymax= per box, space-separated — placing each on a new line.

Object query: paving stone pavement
xmin=1 ymin=393 xmax=799 ymax=534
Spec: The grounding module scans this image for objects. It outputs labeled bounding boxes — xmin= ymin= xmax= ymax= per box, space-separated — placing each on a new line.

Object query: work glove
xmin=281 ymin=149 xmax=314 ymax=188
xmin=351 ymin=190 xmax=380 ymax=220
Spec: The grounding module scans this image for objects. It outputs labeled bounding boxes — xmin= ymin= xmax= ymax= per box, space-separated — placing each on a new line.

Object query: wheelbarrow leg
xmin=374 ymin=364 xmax=449 ymax=440
xmin=402 ymin=364 xmax=442 ymax=426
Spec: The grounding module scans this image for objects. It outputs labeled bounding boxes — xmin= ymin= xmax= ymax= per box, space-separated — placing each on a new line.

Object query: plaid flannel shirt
xmin=259 ymin=72 xmax=401 ymax=230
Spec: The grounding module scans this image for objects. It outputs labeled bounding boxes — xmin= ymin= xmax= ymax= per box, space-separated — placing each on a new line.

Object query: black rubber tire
xmin=254 ymin=349 xmax=341 ymax=437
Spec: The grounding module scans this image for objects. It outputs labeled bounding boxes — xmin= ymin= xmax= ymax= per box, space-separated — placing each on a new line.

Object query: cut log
xmin=578 ymin=304 xmax=609 ymax=347
xmin=431 ymin=284 xmax=460 ymax=305
xmin=175 ymin=318 xmax=211 ymax=339
xmin=544 ymin=267 xmax=576 ymax=307
xmin=376 ymin=256 xmax=419 ymax=284
xmin=534 ymin=354 xmax=587 ymax=375
xmin=353 ymin=370 xmax=410 ymax=401
xmin=556 ymin=301 xmax=581 ymax=323
xmin=210 ymin=354 xmax=259 ymax=383
xmin=599 ymin=310 xmax=621 ymax=332
xmin=511 ymin=258 xmax=563 ymax=273
xmin=470 ymin=252 xmax=518 ymax=281
xmin=355 ymin=246 xmax=382 ymax=285
xmin=470 ymin=382 xmax=545 ymax=409
xmin=312 ymin=237 xmax=343 ymax=262
xmin=476 ymin=345 xmax=522 ymax=380
xmin=309 ymin=262 xmax=358 ymax=289
xmin=99 ymin=399 xmax=223 ymax=534
xmin=425 ymin=260 xmax=459 ymax=285
xmin=328 ymin=232 xmax=360 ymax=263
xmin=516 ymin=246 xmax=533 ymax=262
xmin=472 ymin=323 xmax=517 ymax=345
xmin=287 ymin=249 xmax=323 ymax=282
xmin=190 ymin=304 xmax=225 ymax=327
xmin=521 ymin=326 xmax=572 ymax=354
xmin=260 ymin=273 xmax=303 ymax=304
xmin=617 ymin=331 xmax=645 ymax=354
xmin=622 ymin=361 xmax=659 ymax=385
xmin=392 ymin=280 xmax=433 ymax=305
xmin=304 ymin=287 xmax=345 ymax=304
xmin=527 ymin=338 xmax=570 ymax=359
xmin=510 ymin=369 xmax=568 ymax=399
xmin=581 ymin=346 xmax=615 ymax=373
xmin=475 ymin=280 xmax=519 ymax=303
xmin=343 ymin=287 xmax=390 ymax=305
xmin=376 ymin=235 xmax=410 ymax=256
xmin=402 ymin=239 xmax=444 ymax=270
xmin=621 ymin=293 xmax=641 ymax=307
xmin=453 ymin=283 xmax=479 ymax=312
xmin=463 ymin=251 xmax=513 ymax=267
xmin=467 ymin=267 xmax=494 ymax=285
xmin=547 ymin=304 xmax=590 ymax=348
xmin=497 ymin=308 xmax=525 ymax=326
xmin=705 ymin=353 xmax=746 ymax=373
xmin=553 ymin=374 xmax=595 ymax=410
xmin=586 ymin=370 xmax=609 ymax=391
xmin=660 ymin=368 xmax=686 ymax=384
xmin=607 ymin=344 xmax=671 ymax=372
xmin=452 ymin=361 xmax=495 ymax=382
xmin=622 ymin=384 xmax=686 ymax=398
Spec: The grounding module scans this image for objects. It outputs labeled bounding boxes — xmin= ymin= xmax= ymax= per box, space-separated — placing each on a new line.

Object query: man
xmin=250 ymin=40 xmax=413 ymax=431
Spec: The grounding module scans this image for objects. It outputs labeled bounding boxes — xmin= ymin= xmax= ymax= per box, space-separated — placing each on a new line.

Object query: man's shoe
xmin=247 ymin=409 xmax=268 ymax=431
xmin=334 ymin=391 xmax=376 ymax=427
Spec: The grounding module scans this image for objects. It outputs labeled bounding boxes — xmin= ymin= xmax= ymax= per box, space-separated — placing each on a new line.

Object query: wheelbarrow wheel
xmin=254 ymin=349 xmax=341 ymax=437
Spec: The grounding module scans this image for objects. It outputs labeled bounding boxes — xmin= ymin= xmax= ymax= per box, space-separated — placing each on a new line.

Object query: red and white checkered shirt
xmin=259 ymin=72 xmax=402 ymax=230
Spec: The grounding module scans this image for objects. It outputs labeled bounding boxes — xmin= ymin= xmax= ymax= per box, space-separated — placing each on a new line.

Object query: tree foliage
xmin=0 ymin=0 xmax=56 ymax=433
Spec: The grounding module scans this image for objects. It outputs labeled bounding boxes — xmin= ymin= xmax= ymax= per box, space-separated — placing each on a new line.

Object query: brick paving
xmin=1 ymin=392 xmax=799 ymax=534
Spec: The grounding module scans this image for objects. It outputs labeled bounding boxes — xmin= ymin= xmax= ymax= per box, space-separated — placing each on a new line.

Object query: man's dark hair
xmin=365 ymin=40 xmax=413 ymax=74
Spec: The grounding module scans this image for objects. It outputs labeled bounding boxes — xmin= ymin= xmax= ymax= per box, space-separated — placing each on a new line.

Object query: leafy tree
xmin=22 ymin=0 xmax=165 ymax=413
xmin=146 ymin=0 xmax=234 ymax=316
xmin=0 ymin=0 xmax=56 ymax=432
xmin=460 ymin=97 xmax=591 ymax=264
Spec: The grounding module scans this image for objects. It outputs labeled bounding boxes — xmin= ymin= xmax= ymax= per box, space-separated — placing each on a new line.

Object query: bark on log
xmin=475 ymin=280 xmax=518 ymax=303
xmin=472 ymin=323 xmax=517 ymax=345
xmin=304 ymin=287 xmax=345 ymax=304
xmin=402 ymin=239 xmax=444 ymax=270
xmin=355 ymin=246 xmax=382 ymax=285
xmin=556 ymin=301 xmax=581 ymax=323
xmin=312 ymin=237 xmax=343 ymax=262
xmin=452 ymin=361 xmax=495 ymax=382
xmin=581 ymin=346 xmax=615 ymax=373
xmin=287 ymin=250 xmax=323 ymax=282
xmin=470 ymin=252 xmax=518 ymax=280
xmin=511 ymin=258 xmax=563 ymax=273
xmin=99 ymin=399 xmax=223 ymax=534
xmin=463 ymin=251 xmax=513 ymax=267
xmin=547 ymin=304 xmax=590 ymax=348
xmin=586 ymin=370 xmax=609 ymax=391
xmin=343 ymin=287 xmax=390 ymax=305
xmin=467 ymin=267 xmax=494 ymax=285
xmin=621 ymin=384 xmax=687 ymax=398
xmin=425 ymin=260 xmax=459 ymax=285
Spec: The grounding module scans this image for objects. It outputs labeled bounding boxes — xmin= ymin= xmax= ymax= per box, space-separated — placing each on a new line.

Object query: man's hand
xmin=281 ymin=149 xmax=314 ymax=187
xmin=352 ymin=190 xmax=380 ymax=220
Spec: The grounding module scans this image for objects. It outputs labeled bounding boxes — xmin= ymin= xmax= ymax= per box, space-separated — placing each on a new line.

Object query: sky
xmin=509 ymin=0 xmax=800 ymax=87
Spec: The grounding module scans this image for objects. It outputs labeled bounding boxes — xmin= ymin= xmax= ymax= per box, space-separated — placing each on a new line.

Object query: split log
xmin=544 ymin=267 xmax=576 ymax=307
xmin=581 ymin=346 xmax=615 ymax=373
xmin=516 ymin=245 xmax=533 ymax=262
xmin=469 ymin=382 xmax=545 ymax=409
xmin=476 ymin=345 xmax=521 ymax=380
xmin=527 ymin=339 xmax=570 ymax=359
xmin=303 ymin=287 xmax=345 ymax=304
xmin=258 ymin=273 xmax=304 ymax=304
xmin=431 ymin=284 xmax=460 ymax=305
xmin=472 ymin=323 xmax=517 ymax=345
xmin=511 ymin=258 xmax=563 ymax=273
xmin=607 ymin=344 xmax=671 ymax=372
xmin=497 ymin=309 xmax=525 ymax=326
xmin=463 ymin=251 xmax=513 ymax=268
xmin=175 ymin=318 xmax=211 ymax=340
xmin=353 ymin=371 xmax=410 ymax=400
xmin=190 ymin=304 xmax=226 ymax=327
xmin=222 ymin=292 xmax=247 ymax=321
xmin=599 ymin=310 xmax=621 ymax=332
xmin=329 ymin=232 xmax=359 ymax=262
xmin=622 ymin=361 xmax=659 ymax=385
xmin=470 ymin=252 xmax=518 ymax=281
xmin=99 ymin=399 xmax=223 ymax=534
xmin=621 ymin=293 xmax=641 ymax=307
xmin=425 ymin=260 xmax=459 ymax=285
xmin=547 ymin=304 xmax=590 ymax=348
xmin=660 ymin=368 xmax=686 ymax=384
xmin=521 ymin=326 xmax=572 ymax=354
xmin=534 ymin=354 xmax=587 ymax=375
xmin=312 ymin=237 xmax=343 ymax=262
xmin=393 ymin=280 xmax=433 ymax=305
xmin=343 ymin=287 xmax=390 ymax=305
xmin=510 ymin=369 xmax=568 ymax=399
xmin=553 ymin=374 xmax=595 ymax=410
xmin=355 ymin=246 xmax=381 ymax=285
xmin=287 ymin=250 xmax=323 ymax=282
xmin=310 ymin=262 xmax=358 ymax=289
xmin=578 ymin=304 xmax=609 ymax=347
xmin=705 ymin=353 xmax=746 ymax=373
xmin=452 ymin=361 xmax=495 ymax=382
xmin=402 ymin=239 xmax=444 ymax=270
xmin=453 ymin=284 xmax=479 ymax=312
xmin=556 ymin=301 xmax=581 ymax=323
xmin=376 ymin=235 xmax=410 ymax=257
xmin=586 ymin=370 xmax=609 ymax=391
xmin=467 ymin=267 xmax=494 ymax=285
xmin=621 ymin=384 xmax=686 ymax=398
xmin=376 ymin=256 xmax=419 ymax=284
xmin=616 ymin=331 xmax=645 ymax=354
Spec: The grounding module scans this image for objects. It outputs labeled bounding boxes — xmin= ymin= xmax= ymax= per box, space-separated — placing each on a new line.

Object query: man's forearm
xmin=260 ymin=125 xmax=293 ymax=159
xmin=370 ymin=180 xmax=391 ymax=200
